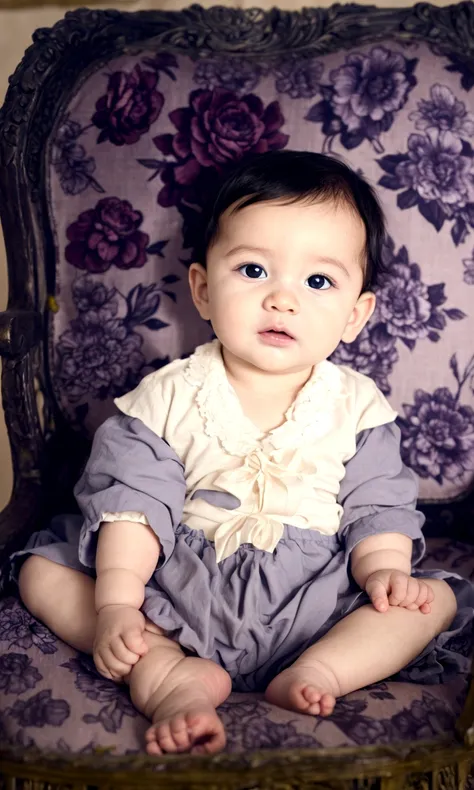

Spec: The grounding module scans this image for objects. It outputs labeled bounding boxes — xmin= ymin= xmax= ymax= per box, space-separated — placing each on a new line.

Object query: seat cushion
xmin=0 ymin=538 xmax=472 ymax=753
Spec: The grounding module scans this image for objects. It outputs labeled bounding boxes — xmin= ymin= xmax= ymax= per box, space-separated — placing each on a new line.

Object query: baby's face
xmin=189 ymin=198 xmax=376 ymax=376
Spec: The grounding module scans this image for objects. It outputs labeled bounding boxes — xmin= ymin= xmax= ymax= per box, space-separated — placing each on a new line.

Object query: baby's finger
xmin=94 ymin=652 xmax=121 ymax=683
xmin=110 ymin=636 xmax=141 ymax=666
xmin=365 ymin=578 xmax=389 ymax=612
xmin=426 ymin=583 xmax=435 ymax=604
xmin=412 ymin=581 xmax=430 ymax=609
xmin=100 ymin=647 xmax=132 ymax=680
xmin=123 ymin=628 xmax=148 ymax=655
xmin=387 ymin=573 xmax=409 ymax=606
xmin=399 ymin=577 xmax=420 ymax=608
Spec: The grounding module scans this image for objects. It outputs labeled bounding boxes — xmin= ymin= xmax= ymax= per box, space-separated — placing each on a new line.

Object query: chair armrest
xmin=0 ymin=309 xmax=42 ymax=359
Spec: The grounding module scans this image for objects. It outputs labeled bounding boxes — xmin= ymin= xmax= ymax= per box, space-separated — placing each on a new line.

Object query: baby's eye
xmin=238 ymin=264 xmax=267 ymax=279
xmin=306 ymin=274 xmax=334 ymax=291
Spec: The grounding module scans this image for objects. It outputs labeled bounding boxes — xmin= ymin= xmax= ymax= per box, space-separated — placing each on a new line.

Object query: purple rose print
xmin=242 ymin=718 xmax=321 ymax=750
xmin=396 ymin=130 xmax=473 ymax=208
xmin=399 ymin=380 xmax=474 ymax=485
xmin=52 ymin=116 xmax=104 ymax=196
xmin=72 ymin=276 xmax=117 ymax=318
xmin=462 ymin=249 xmax=474 ymax=284
xmin=55 ymin=275 xmax=176 ymax=403
xmin=0 ymin=603 xmax=57 ymax=654
xmin=390 ymin=693 xmax=455 ymax=739
xmin=331 ymin=237 xmax=464 ymax=394
xmin=330 ymin=323 xmax=398 ymax=396
xmin=306 ymin=46 xmax=417 ymax=152
xmin=0 ymin=653 xmax=42 ymax=695
xmin=409 ymin=84 xmax=474 ymax=137
xmin=375 ymin=238 xmax=466 ymax=349
xmin=62 ymin=656 xmax=137 ymax=733
xmin=65 ymin=197 xmax=149 ymax=273
xmin=148 ymin=88 xmax=287 ymax=212
xmin=193 ymin=57 xmax=266 ymax=94
xmin=92 ymin=64 xmax=164 ymax=146
xmin=147 ymin=89 xmax=288 ymax=250
xmin=378 ymin=92 xmax=474 ymax=246
xmin=55 ymin=311 xmax=145 ymax=402
xmin=274 ymin=58 xmax=323 ymax=99
xmin=330 ymin=698 xmax=393 ymax=745
xmin=7 ymin=689 xmax=70 ymax=728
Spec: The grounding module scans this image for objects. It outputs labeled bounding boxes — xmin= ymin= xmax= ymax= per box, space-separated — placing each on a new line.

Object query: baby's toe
xmin=145 ymin=726 xmax=163 ymax=756
xmin=187 ymin=712 xmax=226 ymax=755
xmin=153 ymin=722 xmax=183 ymax=754
xmin=319 ymin=693 xmax=336 ymax=717
xmin=170 ymin=717 xmax=193 ymax=751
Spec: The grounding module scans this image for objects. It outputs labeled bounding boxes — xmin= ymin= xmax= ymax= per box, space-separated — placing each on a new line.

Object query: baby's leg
xmin=266 ymin=578 xmax=457 ymax=717
xmin=19 ymin=555 xmax=97 ymax=652
xmin=19 ymin=555 xmax=232 ymax=754
xmin=129 ymin=626 xmax=231 ymax=755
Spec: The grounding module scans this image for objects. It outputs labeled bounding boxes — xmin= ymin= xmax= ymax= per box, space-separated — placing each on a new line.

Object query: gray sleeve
xmin=74 ymin=414 xmax=186 ymax=568
xmin=337 ymin=421 xmax=425 ymax=566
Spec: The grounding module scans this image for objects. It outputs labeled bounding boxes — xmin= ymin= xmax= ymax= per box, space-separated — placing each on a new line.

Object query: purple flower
xmin=330 ymin=324 xmax=398 ymax=395
xmin=462 ymin=249 xmax=474 ymax=285
xmin=153 ymin=89 xmax=288 ymax=208
xmin=395 ymin=129 xmax=474 ymax=207
xmin=7 ymin=690 xmax=70 ymax=727
xmin=330 ymin=47 xmax=414 ymax=134
xmin=92 ymin=64 xmax=164 ymax=146
xmin=375 ymin=265 xmax=432 ymax=341
xmin=0 ymin=605 xmax=57 ymax=654
xmin=0 ymin=653 xmax=42 ymax=695
xmin=391 ymin=694 xmax=454 ymax=738
xmin=52 ymin=118 xmax=99 ymax=196
xmin=62 ymin=658 xmax=137 ymax=734
xmin=274 ymin=58 xmax=323 ymax=99
xmin=399 ymin=388 xmax=474 ymax=484
xmin=65 ymin=197 xmax=149 ymax=273
xmin=55 ymin=312 xmax=145 ymax=401
xmin=72 ymin=277 xmax=117 ymax=318
xmin=193 ymin=58 xmax=264 ymax=94
xmin=409 ymin=84 xmax=474 ymax=137
xmin=242 ymin=718 xmax=320 ymax=750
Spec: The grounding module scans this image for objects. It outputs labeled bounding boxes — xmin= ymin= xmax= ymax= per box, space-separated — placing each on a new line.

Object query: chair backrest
xmin=1 ymin=4 xmax=473 ymax=534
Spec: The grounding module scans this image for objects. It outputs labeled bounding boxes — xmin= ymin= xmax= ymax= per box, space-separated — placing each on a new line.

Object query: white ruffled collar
xmin=183 ymin=340 xmax=345 ymax=457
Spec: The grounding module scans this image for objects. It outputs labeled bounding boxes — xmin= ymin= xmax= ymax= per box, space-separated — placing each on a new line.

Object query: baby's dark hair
xmin=195 ymin=149 xmax=387 ymax=292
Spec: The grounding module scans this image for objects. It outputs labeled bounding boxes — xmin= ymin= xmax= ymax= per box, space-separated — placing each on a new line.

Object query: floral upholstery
xmin=0 ymin=539 xmax=471 ymax=753
xmin=48 ymin=41 xmax=474 ymax=505
xmin=2 ymin=24 xmax=473 ymax=758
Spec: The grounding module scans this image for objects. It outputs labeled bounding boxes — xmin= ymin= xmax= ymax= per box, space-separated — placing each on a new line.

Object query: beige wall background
xmin=0 ymin=0 xmax=461 ymax=512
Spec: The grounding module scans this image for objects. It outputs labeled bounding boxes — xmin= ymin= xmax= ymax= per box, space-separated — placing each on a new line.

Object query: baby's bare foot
xmin=265 ymin=659 xmax=341 ymax=717
xmin=144 ymin=658 xmax=231 ymax=756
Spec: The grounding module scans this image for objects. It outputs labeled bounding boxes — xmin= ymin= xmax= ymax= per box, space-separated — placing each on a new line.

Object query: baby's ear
xmin=341 ymin=291 xmax=376 ymax=344
xmin=189 ymin=263 xmax=211 ymax=321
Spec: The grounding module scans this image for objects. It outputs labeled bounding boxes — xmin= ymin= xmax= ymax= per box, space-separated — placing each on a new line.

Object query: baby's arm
xmin=93 ymin=520 xmax=161 ymax=681
xmin=350 ymin=532 xmax=434 ymax=614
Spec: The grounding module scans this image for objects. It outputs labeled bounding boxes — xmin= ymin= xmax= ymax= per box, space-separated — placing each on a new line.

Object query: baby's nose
xmin=263 ymin=288 xmax=300 ymax=314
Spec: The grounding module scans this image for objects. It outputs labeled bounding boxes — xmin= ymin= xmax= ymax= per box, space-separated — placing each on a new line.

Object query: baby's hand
xmin=365 ymin=570 xmax=434 ymax=615
xmin=93 ymin=605 xmax=148 ymax=682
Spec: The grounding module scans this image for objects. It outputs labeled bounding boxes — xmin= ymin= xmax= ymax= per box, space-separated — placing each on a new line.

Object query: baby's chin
xmin=228 ymin=346 xmax=320 ymax=376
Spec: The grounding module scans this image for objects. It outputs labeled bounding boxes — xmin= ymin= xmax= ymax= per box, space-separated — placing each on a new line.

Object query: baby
xmin=14 ymin=150 xmax=460 ymax=756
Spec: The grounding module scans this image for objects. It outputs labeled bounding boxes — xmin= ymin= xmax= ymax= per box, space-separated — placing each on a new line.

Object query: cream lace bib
xmin=113 ymin=340 xmax=397 ymax=561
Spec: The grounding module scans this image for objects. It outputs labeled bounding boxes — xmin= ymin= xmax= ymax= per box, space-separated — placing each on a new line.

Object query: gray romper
xmin=10 ymin=342 xmax=474 ymax=692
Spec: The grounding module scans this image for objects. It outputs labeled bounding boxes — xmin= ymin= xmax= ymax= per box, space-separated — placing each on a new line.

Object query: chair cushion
xmin=47 ymin=40 xmax=474 ymax=504
xmin=1 ymin=538 xmax=472 ymax=753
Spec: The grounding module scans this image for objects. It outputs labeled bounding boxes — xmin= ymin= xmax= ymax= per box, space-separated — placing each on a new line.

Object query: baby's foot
xmin=145 ymin=658 xmax=231 ymax=756
xmin=265 ymin=659 xmax=341 ymax=717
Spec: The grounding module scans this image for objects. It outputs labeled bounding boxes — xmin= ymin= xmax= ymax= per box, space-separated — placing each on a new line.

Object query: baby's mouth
xmin=258 ymin=327 xmax=296 ymax=346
